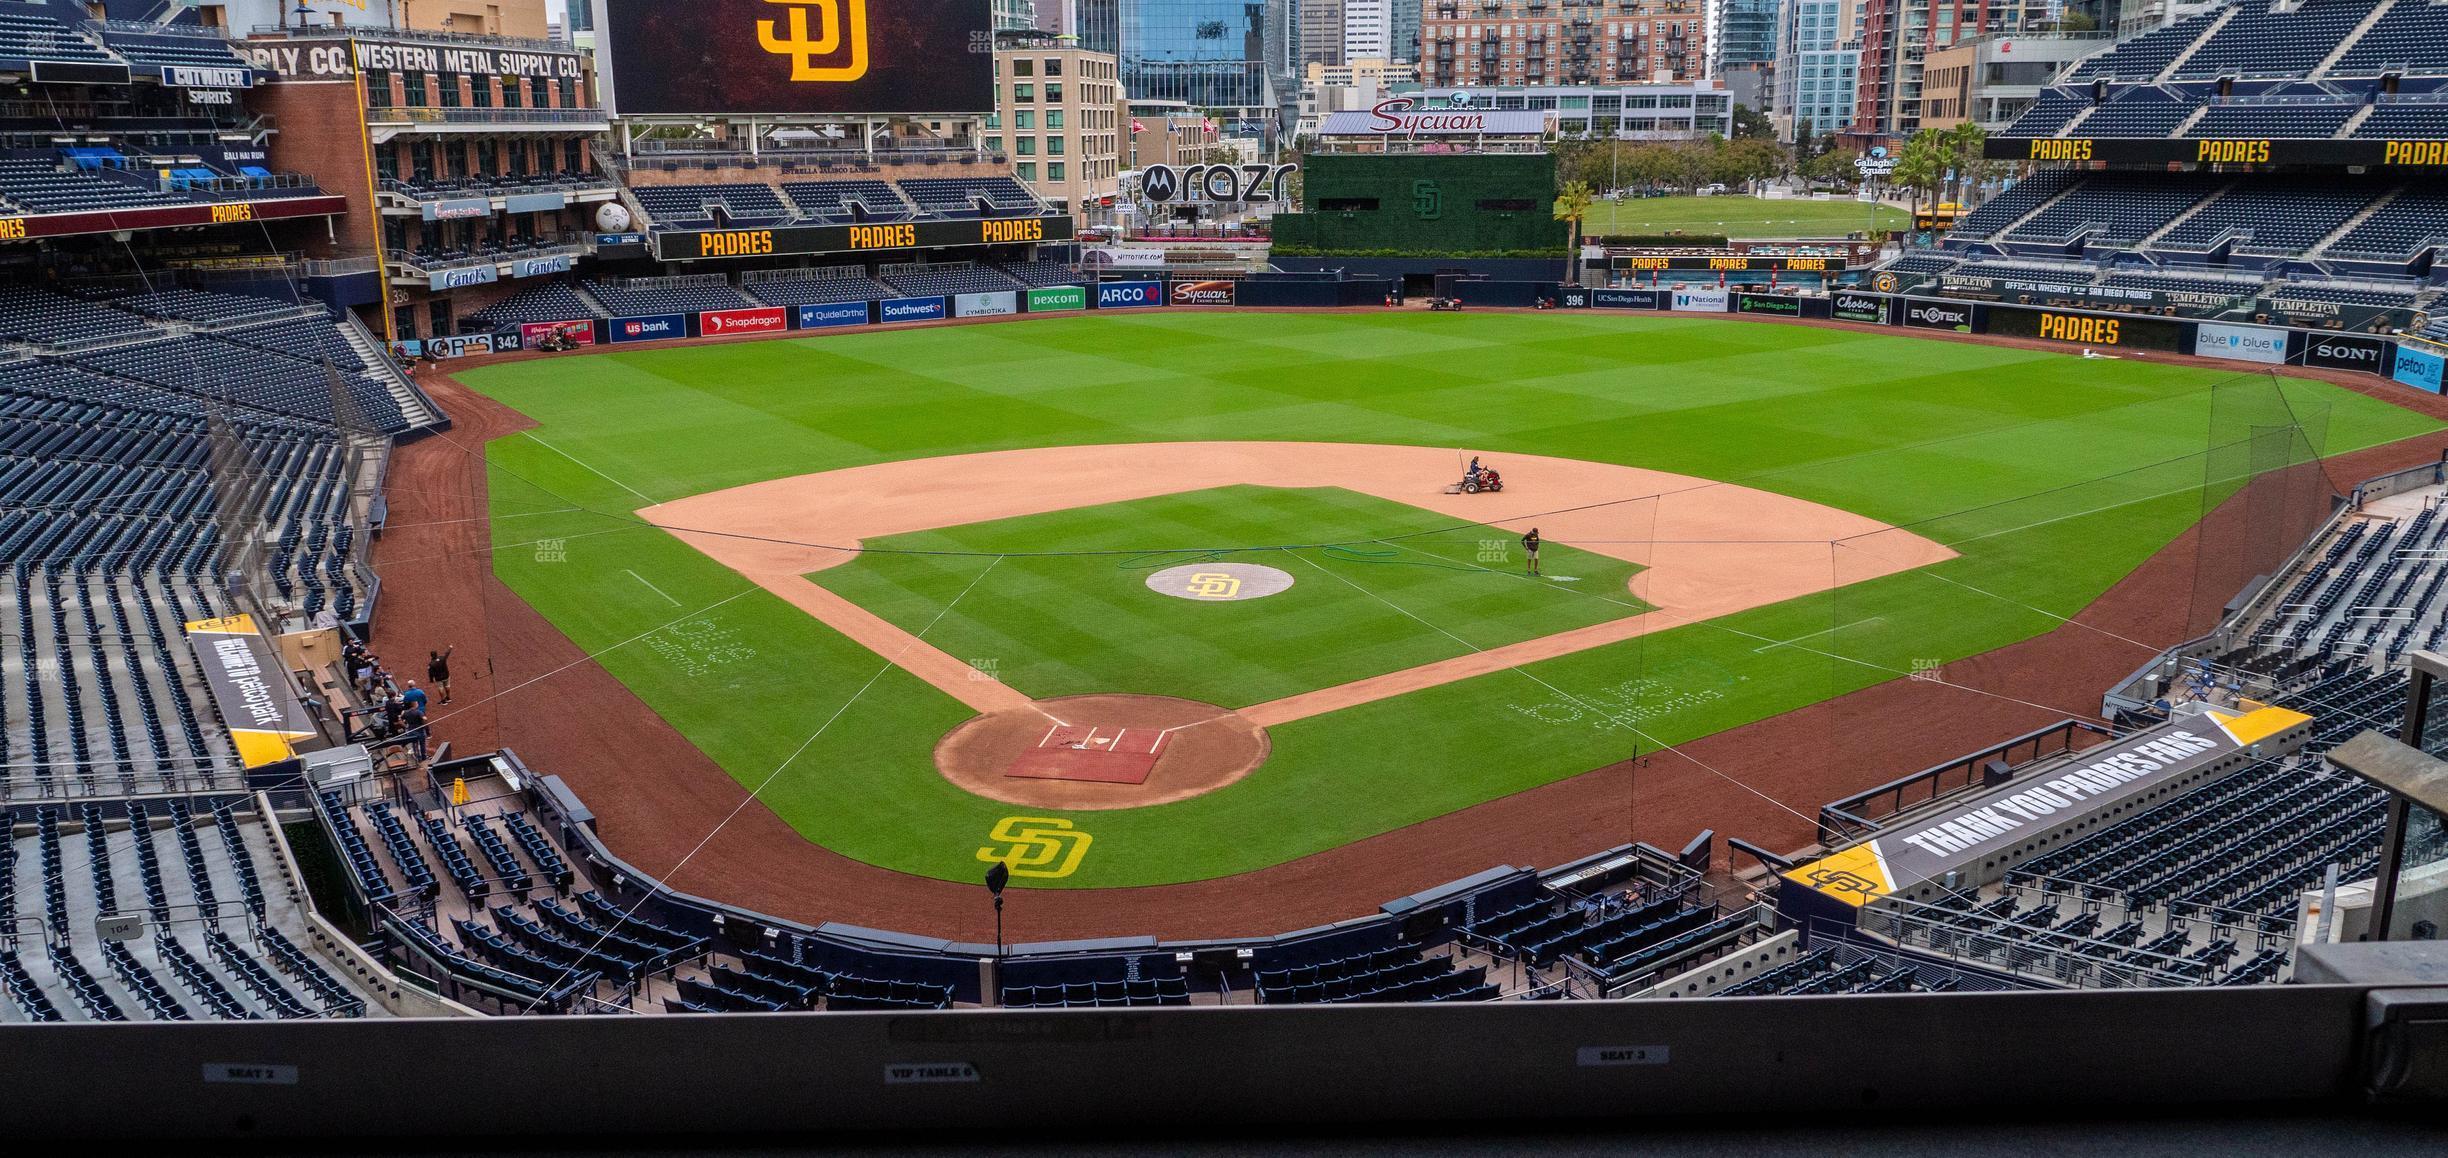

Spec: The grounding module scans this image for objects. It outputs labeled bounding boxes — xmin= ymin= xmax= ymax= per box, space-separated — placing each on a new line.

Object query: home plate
xmin=1005 ymin=724 xmax=1175 ymax=784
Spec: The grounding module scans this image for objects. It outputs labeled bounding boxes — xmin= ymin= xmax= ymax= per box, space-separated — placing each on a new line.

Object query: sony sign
xmin=2304 ymin=334 xmax=2387 ymax=373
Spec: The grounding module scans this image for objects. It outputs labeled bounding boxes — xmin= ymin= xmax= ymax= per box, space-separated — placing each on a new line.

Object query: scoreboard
xmin=657 ymin=214 xmax=1075 ymax=261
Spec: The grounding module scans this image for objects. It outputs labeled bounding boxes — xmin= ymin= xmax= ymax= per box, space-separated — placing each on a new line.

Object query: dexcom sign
xmin=1097 ymin=281 xmax=1163 ymax=309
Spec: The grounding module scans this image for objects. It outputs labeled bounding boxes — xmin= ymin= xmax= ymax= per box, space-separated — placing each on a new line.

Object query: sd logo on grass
xmin=978 ymin=816 xmax=1093 ymax=879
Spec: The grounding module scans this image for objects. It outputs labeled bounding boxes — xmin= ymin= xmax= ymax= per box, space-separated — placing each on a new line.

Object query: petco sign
xmin=700 ymin=307 xmax=787 ymax=336
xmin=2194 ymin=322 xmax=2287 ymax=366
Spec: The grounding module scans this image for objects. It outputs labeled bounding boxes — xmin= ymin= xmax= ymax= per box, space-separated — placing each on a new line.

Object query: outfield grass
xmin=460 ymin=311 xmax=2440 ymax=888
xmin=811 ymin=485 xmax=1646 ymax=708
xmin=1584 ymin=194 xmax=1904 ymax=238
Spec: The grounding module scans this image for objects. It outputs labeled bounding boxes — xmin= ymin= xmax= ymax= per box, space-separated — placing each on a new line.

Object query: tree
xmin=1891 ymin=128 xmax=1950 ymax=235
xmin=1732 ymin=104 xmax=1776 ymax=141
xmin=1946 ymin=121 xmax=1993 ymax=208
xmin=1805 ymin=147 xmax=1861 ymax=189
xmin=1554 ymin=180 xmax=1596 ymax=284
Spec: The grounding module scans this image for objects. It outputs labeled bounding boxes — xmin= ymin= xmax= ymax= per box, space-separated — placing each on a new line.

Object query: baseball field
xmin=453 ymin=310 xmax=2439 ymax=890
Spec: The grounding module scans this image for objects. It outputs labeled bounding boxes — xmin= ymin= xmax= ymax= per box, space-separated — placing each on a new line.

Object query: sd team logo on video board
xmin=593 ymin=0 xmax=993 ymax=117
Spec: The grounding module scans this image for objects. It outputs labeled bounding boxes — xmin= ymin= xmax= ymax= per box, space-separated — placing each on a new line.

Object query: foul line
xmin=624 ymin=569 xmax=682 ymax=607
xmin=523 ymin=432 xmax=660 ymax=508
xmin=516 ymin=555 xmax=1007 ymax=1014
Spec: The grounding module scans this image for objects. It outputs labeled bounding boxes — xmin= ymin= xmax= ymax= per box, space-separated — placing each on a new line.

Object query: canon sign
xmin=2304 ymin=334 xmax=2386 ymax=373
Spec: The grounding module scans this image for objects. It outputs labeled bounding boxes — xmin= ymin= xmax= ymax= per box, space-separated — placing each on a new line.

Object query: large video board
xmin=593 ymin=0 xmax=994 ymax=117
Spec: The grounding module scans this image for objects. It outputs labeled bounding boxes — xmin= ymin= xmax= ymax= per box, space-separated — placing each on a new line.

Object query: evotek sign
xmin=1141 ymin=163 xmax=1296 ymax=204
xmin=1904 ymin=300 xmax=1975 ymax=332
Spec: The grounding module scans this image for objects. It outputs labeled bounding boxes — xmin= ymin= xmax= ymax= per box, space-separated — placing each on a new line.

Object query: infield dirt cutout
xmin=640 ymin=442 xmax=1954 ymax=807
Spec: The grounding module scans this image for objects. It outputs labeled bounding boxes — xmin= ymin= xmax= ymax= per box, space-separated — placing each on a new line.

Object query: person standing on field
xmin=428 ymin=645 xmax=456 ymax=705
xmin=1522 ymin=528 xmax=1542 ymax=576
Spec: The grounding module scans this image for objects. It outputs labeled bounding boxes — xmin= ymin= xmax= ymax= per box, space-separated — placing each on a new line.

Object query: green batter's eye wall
xmin=1268 ymin=152 xmax=1567 ymax=256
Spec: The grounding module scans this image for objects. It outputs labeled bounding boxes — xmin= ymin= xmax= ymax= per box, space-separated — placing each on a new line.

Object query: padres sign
xmin=1145 ymin=562 xmax=1295 ymax=602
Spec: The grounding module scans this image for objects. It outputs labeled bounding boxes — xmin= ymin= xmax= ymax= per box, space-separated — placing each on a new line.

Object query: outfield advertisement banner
xmin=954 ymin=291 xmax=1018 ymax=318
xmin=1832 ymin=291 xmax=1894 ymax=325
xmin=1612 ymin=255 xmax=1849 ymax=273
xmin=1097 ymin=281 xmax=1163 ymax=309
xmin=1670 ymin=286 xmax=1729 ymax=313
xmin=1171 ymin=280 xmax=1237 ymax=306
xmin=426 ymin=334 xmax=494 ymax=358
xmin=656 ymin=214 xmax=1074 ymax=262
xmin=1591 ymin=288 xmax=1662 ymax=310
xmin=1026 ymin=286 xmax=1087 ymax=312
xmin=1734 ymin=292 xmax=1804 ymax=317
xmin=2194 ymin=322 xmax=2289 ymax=365
xmin=593 ymin=0 xmax=994 ymax=117
xmin=796 ymin=301 xmax=871 ymax=329
xmin=2302 ymin=333 xmax=2391 ymax=374
xmin=520 ymin=320 xmax=598 ymax=348
xmin=2396 ymin=343 xmax=2446 ymax=394
xmin=880 ymin=296 xmax=948 ymax=323
xmin=700 ymin=307 xmax=788 ymax=337
xmin=1989 ymin=306 xmax=2184 ymax=352
xmin=1554 ymin=287 xmax=1590 ymax=308
xmin=610 ymin=313 xmax=687 ymax=344
xmin=1902 ymin=298 xmax=1977 ymax=332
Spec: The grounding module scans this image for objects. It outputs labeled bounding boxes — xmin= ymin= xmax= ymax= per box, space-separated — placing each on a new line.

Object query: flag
xmin=1203 ymin=118 xmax=1217 ymax=136
xmin=1131 ymin=119 xmax=1146 ymax=133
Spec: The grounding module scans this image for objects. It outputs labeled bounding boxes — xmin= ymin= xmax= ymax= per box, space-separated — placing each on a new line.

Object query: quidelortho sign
xmin=2194 ymin=322 xmax=2288 ymax=366
xmin=797 ymin=301 xmax=870 ymax=329
xmin=1026 ymin=286 xmax=1087 ymax=312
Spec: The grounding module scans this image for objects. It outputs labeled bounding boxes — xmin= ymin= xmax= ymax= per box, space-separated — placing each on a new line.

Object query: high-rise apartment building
xmin=1772 ymin=0 xmax=1862 ymax=139
xmin=1419 ymin=0 xmax=1711 ymax=90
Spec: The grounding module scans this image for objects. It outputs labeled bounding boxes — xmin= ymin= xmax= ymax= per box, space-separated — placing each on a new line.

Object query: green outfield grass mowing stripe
xmin=460 ymin=312 xmax=2442 ymax=887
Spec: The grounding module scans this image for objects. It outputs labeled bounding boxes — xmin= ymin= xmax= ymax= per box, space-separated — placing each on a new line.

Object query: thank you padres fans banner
xmin=185 ymin=615 xmax=318 ymax=769
xmin=1782 ymin=705 xmax=2310 ymax=909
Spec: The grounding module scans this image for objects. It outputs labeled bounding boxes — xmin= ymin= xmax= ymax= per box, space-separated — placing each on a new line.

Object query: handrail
xmin=1817 ymin=718 xmax=2115 ymax=846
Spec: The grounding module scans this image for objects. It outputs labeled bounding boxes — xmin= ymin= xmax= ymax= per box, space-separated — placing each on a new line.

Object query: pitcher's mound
xmin=935 ymin=694 xmax=1269 ymax=810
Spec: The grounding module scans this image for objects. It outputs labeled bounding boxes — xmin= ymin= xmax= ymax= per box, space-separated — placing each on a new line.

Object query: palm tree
xmin=1555 ymin=180 xmax=1596 ymax=286
xmin=1891 ymin=129 xmax=1948 ymax=240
